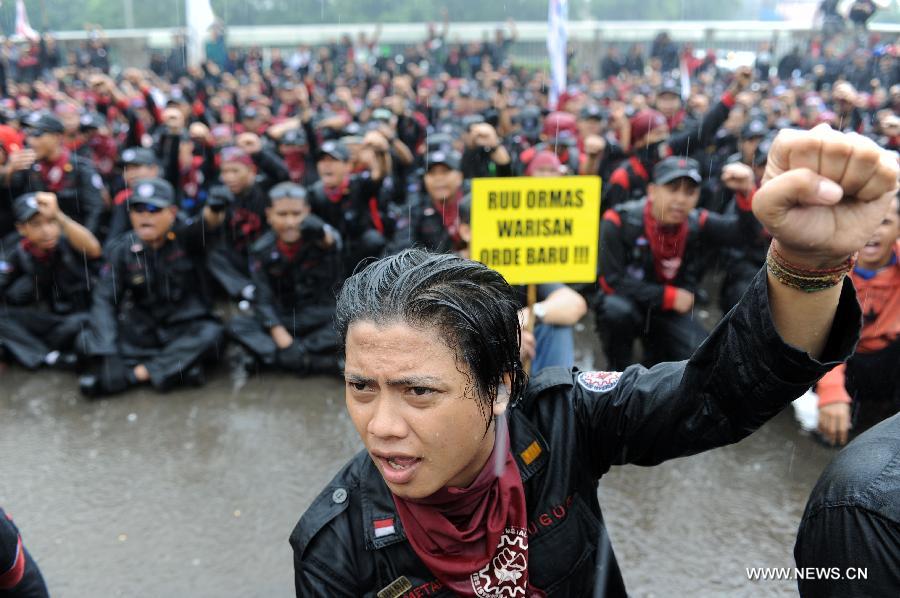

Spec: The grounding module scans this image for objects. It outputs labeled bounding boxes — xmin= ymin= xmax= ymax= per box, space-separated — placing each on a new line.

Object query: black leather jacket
xmin=290 ymin=268 xmax=861 ymax=597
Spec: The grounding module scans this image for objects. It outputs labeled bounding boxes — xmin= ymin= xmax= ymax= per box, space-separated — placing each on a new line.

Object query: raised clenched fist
xmin=752 ymin=124 xmax=899 ymax=267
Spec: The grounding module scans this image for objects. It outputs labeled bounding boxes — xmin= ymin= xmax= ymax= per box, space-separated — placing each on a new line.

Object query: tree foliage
xmin=3 ymin=0 xmax=895 ymax=32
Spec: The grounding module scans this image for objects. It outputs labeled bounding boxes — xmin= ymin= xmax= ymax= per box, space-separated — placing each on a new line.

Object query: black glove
xmin=300 ymin=214 xmax=326 ymax=243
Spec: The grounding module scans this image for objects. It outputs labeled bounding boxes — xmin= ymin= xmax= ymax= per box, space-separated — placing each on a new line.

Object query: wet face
xmin=266 ymin=197 xmax=309 ymax=244
xmin=344 ymin=321 xmax=496 ymax=499
xmin=423 ymin=164 xmax=463 ymax=202
xmin=858 ymin=198 xmax=900 ymax=269
xmin=128 ymin=204 xmax=177 ymax=244
xmin=17 ymin=213 xmax=61 ymax=251
xmin=648 ymin=178 xmax=700 ymax=225
xmin=220 ymin=161 xmax=255 ymax=194
xmin=316 ymin=155 xmax=350 ymax=188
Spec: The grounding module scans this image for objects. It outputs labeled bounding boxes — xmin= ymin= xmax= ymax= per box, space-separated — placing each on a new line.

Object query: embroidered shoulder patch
xmin=577 ymin=371 xmax=622 ymax=393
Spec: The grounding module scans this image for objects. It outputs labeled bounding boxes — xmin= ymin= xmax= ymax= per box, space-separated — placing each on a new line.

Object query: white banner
xmin=15 ymin=0 xmax=38 ymax=40
xmin=186 ymin=0 xmax=216 ymax=67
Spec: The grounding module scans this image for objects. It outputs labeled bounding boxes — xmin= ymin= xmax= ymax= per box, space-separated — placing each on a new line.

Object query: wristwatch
xmin=532 ymin=302 xmax=547 ymax=323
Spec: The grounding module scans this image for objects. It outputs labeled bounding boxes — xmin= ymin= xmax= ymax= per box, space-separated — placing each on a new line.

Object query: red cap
xmin=541 ymin=111 xmax=578 ymax=138
xmin=0 ymin=125 xmax=24 ymax=154
xmin=525 ymin=150 xmax=562 ymax=176
xmin=629 ymin=109 xmax=668 ymax=144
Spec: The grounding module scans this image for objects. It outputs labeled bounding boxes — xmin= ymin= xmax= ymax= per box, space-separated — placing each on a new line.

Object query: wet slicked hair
xmin=335 ymin=249 xmax=527 ymax=418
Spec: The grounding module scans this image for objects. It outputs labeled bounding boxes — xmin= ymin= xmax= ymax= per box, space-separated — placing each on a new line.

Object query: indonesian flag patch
xmin=373 ymin=517 xmax=396 ymax=538
xmin=577 ymin=370 xmax=622 ymax=393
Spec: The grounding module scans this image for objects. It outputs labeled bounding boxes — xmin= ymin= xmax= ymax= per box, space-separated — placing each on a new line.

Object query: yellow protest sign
xmin=470 ymin=176 xmax=601 ymax=285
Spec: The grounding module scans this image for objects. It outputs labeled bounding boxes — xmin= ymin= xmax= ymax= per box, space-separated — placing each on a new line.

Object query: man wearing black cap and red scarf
xmin=290 ymin=127 xmax=898 ymax=597
xmin=602 ymin=67 xmax=752 ymax=211
xmin=78 ymin=178 xmax=225 ymax=397
xmin=595 ymin=156 xmax=761 ymax=370
xmin=6 ymin=112 xmax=105 ymax=236
xmin=307 ymin=138 xmax=388 ymax=273
xmin=399 ymin=150 xmax=469 ymax=253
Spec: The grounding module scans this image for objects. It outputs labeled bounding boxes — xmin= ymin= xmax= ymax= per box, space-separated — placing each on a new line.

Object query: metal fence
xmin=41 ymin=19 xmax=900 ymax=73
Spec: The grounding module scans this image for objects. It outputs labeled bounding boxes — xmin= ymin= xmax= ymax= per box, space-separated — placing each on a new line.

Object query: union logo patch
xmin=577 ymin=370 xmax=622 ymax=393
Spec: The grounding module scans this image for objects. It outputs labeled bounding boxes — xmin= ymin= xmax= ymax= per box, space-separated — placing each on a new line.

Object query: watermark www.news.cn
xmin=746 ymin=567 xmax=868 ymax=581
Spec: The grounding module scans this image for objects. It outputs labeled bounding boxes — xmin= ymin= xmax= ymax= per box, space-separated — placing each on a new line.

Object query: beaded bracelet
xmin=766 ymin=245 xmax=855 ymax=293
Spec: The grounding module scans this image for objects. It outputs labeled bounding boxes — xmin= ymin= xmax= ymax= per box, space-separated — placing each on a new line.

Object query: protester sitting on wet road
xmin=290 ymin=127 xmax=898 ymax=596
xmin=815 ymin=195 xmax=900 ymax=446
xmin=595 ymin=156 xmax=761 ymax=369
xmin=0 ymin=507 xmax=49 ymax=598
xmin=78 ymin=178 xmax=226 ymax=397
xmin=794 ymin=413 xmax=900 ymax=597
xmin=398 ymin=150 xmax=468 ymax=253
xmin=226 ymin=182 xmax=343 ymax=376
xmin=0 ymin=192 xmax=101 ymax=372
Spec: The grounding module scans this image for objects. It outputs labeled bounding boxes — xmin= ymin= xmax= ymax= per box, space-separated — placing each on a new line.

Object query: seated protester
xmin=106 ymin=147 xmax=161 ymax=243
xmin=595 ymin=156 xmax=759 ymax=370
xmin=459 ymin=121 xmax=513 ymax=179
xmin=6 ymin=112 xmax=104 ymax=236
xmin=307 ymin=139 xmax=388 ymax=274
xmin=276 ymin=127 xmax=317 ymax=186
xmin=718 ymin=140 xmax=774 ymax=313
xmin=453 ymin=191 xmax=588 ymax=374
xmin=227 ymin=182 xmax=343 ymax=376
xmin=0 ymin=192 xmax=101 ymax=370
xmin=399 ymin=150 xmax=466 ymax=253
xmin=206 ymin=147 xmax=271 ymax=300
xmin=155 ymin=120 xmax=217 ymax=217
xmin=578 ymin=104 xmax=630 ymax=182
xmin=234 ymin=131 xmax=291 ymax=192
xmin=0 ymin=507 xmax=49 ymax=597
xmin=291 ymin=121 xmax=896 ymax=596
xmin=602 ymin=67 xmax=751 ymax=211
xmin=816 ymin=196 xmax=900 ymax=446
xmin=78 ymin=178 xmax=226 ymax=397
xmin=794 ymin=414 xmax=900 ymax=598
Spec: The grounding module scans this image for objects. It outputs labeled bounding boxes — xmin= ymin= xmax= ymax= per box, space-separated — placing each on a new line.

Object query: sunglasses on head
xmin=129 ymin=202 xmax=163 ymax=214
xmin=270 ymin=187 xmax=307 ymax=201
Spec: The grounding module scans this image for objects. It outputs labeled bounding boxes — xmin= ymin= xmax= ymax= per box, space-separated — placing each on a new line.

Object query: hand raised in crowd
xmin=728 ymin=65 xmax=753 ymax=95
xmin=236 ymin=132 xmax=263 ymax=155
xmin=818 ymin=402 xmax=851 ymax=446
xmin=8 ymin=148 xmax=37 ymax=172
xmin=189 ymin=122 xmax=213 ymax=145
xmin=753 ymin=124 xmax=900 ymax=267
xmin=720 ymin=162 xmax=757 ymax=196
xmin=672 ymin=289 xmax=695 ymax=314
xmin=34 ymin=192 xmax=61 ymax=220
xmin=583 ymin=135 xmax=607 ymax=157
xmin=163 ymin=107 xmax=186 ymax=134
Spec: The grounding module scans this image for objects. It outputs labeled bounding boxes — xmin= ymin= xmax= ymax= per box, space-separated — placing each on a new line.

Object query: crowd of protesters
xmin=0 ymin=19 xmax=896 ymax=418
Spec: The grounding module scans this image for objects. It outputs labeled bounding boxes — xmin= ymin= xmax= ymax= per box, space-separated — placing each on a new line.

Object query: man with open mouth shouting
xmin=290 ymin=125 xmax=898 ymax=597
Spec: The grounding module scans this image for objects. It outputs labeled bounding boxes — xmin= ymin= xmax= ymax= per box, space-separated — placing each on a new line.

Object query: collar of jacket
xmin=359 ymin=366 xmax=574 ymax=552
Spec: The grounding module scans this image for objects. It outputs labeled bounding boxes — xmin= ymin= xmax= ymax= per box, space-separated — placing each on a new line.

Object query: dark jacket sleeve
xmin=0 ymin=509 xmax=49 ymax=597
xmin=75 ymin=161 xmax=105 ymax=235
xmin=249 ymin=261 xmax=281 ymax=330
xmin=667 ymin=94 xmax=734 ymax=157
xmin=84 ymin=247 xmax=125 ymax=355
xmin=696 ymin=194 xmax=762 ymax=247
xmin=252 ymin=147 xmax=290 ymax=186
xmin=574 ymin=267 xmax=861 ymax=479
xmin=597 ymin=212 xmax=665 ymax=310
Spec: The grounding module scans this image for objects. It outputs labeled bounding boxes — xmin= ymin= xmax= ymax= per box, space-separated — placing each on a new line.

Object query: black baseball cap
xmin=13 ymin=193 xmax=41 ymax=223
xmin=579 ymin=104 xmax=606 ymax=121
xmin=129 ymin=178 xmax=175 ymax=209
xmin=79 ymin=111 xmax=106 ymax=131
xmin=657 ymin=80 xmax=682 ymax=98
xmin=269 ymin=181 xmax=308 ymax=202
xmin=280 ymin=128 xmax=307 ymax=146
xmin=317 ymin=140 xmax=350 ymax=162
xmin=425 ymin=150 xmax=461 ymax=172
xmin=119 ymin=147 xmax=158 ymax=167
xmin=23 ymin=112 xmax=64 ymax=135
xmin=741 ymin=119 xmax=769 ymax=140
xmin=653 ymin=156 xmax=702 ymax=185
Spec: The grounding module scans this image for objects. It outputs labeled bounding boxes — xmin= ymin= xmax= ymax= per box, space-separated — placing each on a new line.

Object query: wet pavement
xmin=0 ymin=321 xmax=838 ymax=597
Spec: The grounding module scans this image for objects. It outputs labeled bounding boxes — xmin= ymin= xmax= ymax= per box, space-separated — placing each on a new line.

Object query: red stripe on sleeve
xmin=662 ymin=285 xmax=678 ymax=311
xmin=0 ymin=537 xmax=25 ymax=590
xmin=602 ymin=209 xmax=622 ymax=227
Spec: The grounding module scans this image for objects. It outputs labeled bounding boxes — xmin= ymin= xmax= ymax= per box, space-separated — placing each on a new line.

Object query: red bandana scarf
xmin=325 ymin=176 xmax=350 ymax=203
xmin=433 ymin=190 xmax=464 ymax=245
xmin=36 ymin=149 xmax=71 ymax=193
xmin=393 ymin=442 xmax=544 ymax=597
xmin=276 ymin=238 xmax=302 ymax=261
xmin=643 ymin=198 xmax=689 ymax=283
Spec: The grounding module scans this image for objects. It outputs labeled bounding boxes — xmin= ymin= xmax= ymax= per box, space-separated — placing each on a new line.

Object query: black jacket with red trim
xmin=308 ymin=174 xmax=383 ymax=242
xmin=0 ymin=508 xmax=49 ymax=597
xmin=598 ymin=196 xmax=760 ymax=311
xmin=290 ymin=269 xmax=861 ymax=597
